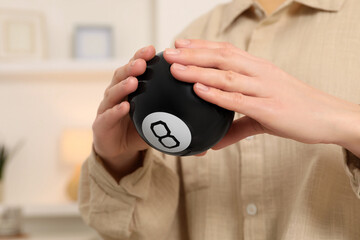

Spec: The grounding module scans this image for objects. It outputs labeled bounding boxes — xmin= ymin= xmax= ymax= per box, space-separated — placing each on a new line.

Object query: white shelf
xmin=22 ymin=203 xmax=80 ymax=218
xmin=0 ymin=203 xmax=80 ymax=218
xmin=11 ymin=237 xmax=97 ymax=240
xmin=0 ymin=59 xmax=128 ymax=82
xmin=0 ymin=203 xmax=100 ymax=239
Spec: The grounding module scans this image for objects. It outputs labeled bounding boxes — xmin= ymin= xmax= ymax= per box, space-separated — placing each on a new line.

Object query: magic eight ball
xmin=128 ymin=52 xmax=234 ymax=156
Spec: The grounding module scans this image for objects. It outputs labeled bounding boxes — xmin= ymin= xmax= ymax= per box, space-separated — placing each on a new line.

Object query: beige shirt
xmin=79 ymin=0 xmax=360 ymax=239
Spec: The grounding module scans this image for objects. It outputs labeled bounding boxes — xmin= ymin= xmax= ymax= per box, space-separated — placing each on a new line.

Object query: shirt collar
xmin=220 ymin=0 xmax=253 ymax=33
xmin=220 ymin=0 xmax=347 ymax=32
xmin=295 ymin=0 xmax=347 ymax=11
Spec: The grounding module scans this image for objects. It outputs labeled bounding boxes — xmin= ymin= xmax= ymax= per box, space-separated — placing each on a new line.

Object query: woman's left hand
xmin=163 ymin=39 xmax=360 ymax=154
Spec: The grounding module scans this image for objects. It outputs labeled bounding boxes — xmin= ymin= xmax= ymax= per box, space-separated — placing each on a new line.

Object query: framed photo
xmin=73 ymin=26 xmax=113 ymax=60
xmin=0 ymin=10 xmax=46 ymax=61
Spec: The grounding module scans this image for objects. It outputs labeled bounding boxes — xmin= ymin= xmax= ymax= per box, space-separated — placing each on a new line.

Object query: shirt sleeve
xmin=78 ymin=149 xmax=180 ymax=240
xmin=343 ymin=149 xmax=360 ymax=199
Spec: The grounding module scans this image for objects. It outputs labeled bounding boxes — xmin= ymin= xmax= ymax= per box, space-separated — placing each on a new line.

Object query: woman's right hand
xmin=92 ymin=46 xmax=156 ymax=180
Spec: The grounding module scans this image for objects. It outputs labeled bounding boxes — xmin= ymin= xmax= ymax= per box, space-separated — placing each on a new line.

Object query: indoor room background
xmin=0 ymin=0 xmax=228 ymax=239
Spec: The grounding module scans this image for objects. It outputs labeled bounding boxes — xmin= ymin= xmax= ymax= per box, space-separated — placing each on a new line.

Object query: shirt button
xmin=246 ymin=203 xmax=258 ymax=216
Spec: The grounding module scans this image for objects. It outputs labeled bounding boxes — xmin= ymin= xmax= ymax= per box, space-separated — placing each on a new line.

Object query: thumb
xmin=212 ymin=116 xmax=264 ymax=150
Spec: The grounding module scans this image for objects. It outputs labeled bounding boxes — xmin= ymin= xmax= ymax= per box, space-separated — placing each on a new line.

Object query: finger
xmin=109 ymin=59 xmax=146 ymax=88
xmin=93 ymin=101 xmax=130 ymax=134
xmin=212 ymin=116 xmax=264 ymax=150
xmin=129 ymin=45 xmax=156 ymax=62
xmin=109 ymin=46 xmax=156 ymax=88
xmin=175 ymin=39 xmax=235 ymax=49
xmin=164 ymin=48 xmax=259 ymax=76
xmin=171 ymin=63 xmax=261 ymax=96
xmin=98 ymin=76 xmax=138 ymax=114
xmin=174 ymin=39 xmax=259 ymax=61
xmin=195 ymin=151 xmax=208 ymax=156
xmin=193 ymin=82 xmax=267 ymax=118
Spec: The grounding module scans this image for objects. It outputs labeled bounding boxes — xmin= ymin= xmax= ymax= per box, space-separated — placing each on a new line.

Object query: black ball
xmin=128 ymin=52 xmax=234 ymax=156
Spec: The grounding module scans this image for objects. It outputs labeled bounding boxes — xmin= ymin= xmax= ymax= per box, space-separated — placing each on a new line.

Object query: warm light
xmin=60 ymin=128 xmax=92 ymax=165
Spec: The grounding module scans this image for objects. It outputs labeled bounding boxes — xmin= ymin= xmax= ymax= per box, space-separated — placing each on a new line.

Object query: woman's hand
xmin=164 ymin=39 xmax=360 ymax=155
xmin=92 ymin=46 xmax=155 ymax=180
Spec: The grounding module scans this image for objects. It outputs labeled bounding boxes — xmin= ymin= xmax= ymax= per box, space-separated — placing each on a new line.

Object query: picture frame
xmin=73 ymin=25 xmax=113 ymax=60
xmin=0 ymin=10 xmax=46 ymax=61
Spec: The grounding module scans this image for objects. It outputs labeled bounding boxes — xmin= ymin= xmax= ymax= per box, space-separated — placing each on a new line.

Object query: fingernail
xmin=140 ymin=46 xmax=147 ymax=53
xmin=117 ymin=102 xmax=124 ymax=110
xmin=173 ymin=63 xmax=187 ymax=70
xmin=122 ymin=77 xmax=130 ymax=85
xmin=165 ymin=48 xmax=180 ymax=55
xmin=195 ymin=83 xmax=209 ymax=92
xmin=130 ymin=59 xmax=137 ymax=66
xmin=176 ymin=39 xmax=191 ymax=46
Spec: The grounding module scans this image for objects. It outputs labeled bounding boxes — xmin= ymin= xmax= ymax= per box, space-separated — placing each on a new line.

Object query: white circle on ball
xmin=142 ymin=112 xmax=192 ymax=153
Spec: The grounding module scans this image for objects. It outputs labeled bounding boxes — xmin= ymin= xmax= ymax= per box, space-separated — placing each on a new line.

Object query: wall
xmin=0 ymin=0 xmax=154 ymax=60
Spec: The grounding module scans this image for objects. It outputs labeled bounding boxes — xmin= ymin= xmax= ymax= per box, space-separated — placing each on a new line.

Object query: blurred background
xmin=0 ymin=0 xmax=228 ymax=239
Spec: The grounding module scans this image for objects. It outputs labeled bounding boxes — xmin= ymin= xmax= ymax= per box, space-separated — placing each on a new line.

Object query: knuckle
xmin=222 ymin=42 xmax=234 ymax=49
xmin=130 ymin=48 xmax=142 ymax=62
xmin=218 ymin=48 xmax=234 ymax=59
xmin=266 ymin=62 xmax=276 ymax=70
xmin=103 ymin=87 xmax=111 ymax=98
xmin=92 ymin=121 xmax=106 ymax=143
xmin=92 ymin=115 xmax=105 ymax=135
xmin=97 ymin=101 xmax=105 ymax=115
xmin=188 ymin=65 xmax=198 ymax=74
xmin=96 ymin=107 xmax=102 ymax=116
xmin=223 ymin=70 xmax=236 ymax=89
xmin=224 ymin=70 xmax=236 ymax=82
xmin=91 ymin=120 xmax=97 ymax=133
xmin=114 ymin=64 xmax=130 ymax=79
xmin=233 ymin=93 xmax=244 ymax=106
xmin=99 ymin=108 xmax=111 ymax=122
xmin=217 ymin=48 xmax=236 ymax=69
xmin=113 ymin=67 xmax=123 ymax=79
xmin=261 ymin=61 xmax=277 ymax=73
